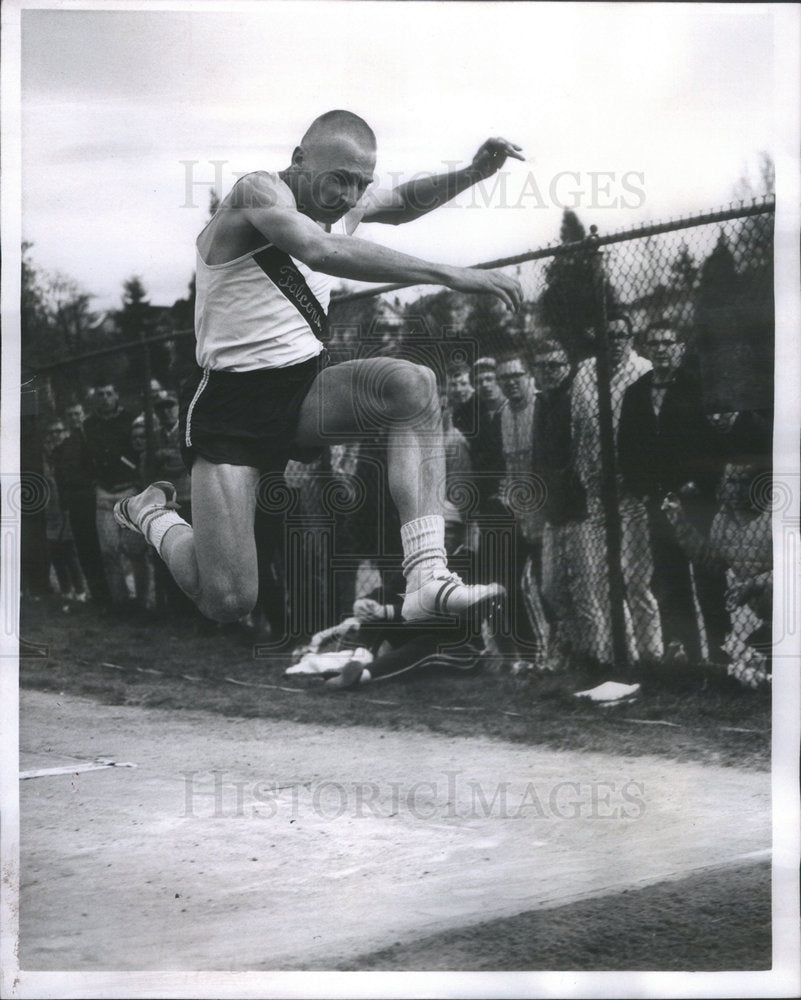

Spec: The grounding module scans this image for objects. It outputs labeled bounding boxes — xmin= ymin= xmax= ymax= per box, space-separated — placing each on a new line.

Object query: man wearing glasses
xmin=571 ymin=315 xmax=663 ymax=669
xmin=494 ymin=352 xmax=547 ymax=671
xmin=529 ymin=341 xmax=587 ymax=667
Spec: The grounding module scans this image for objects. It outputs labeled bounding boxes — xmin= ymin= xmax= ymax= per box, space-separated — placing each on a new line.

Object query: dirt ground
xmin=10 ymin=596 xmax=787 ymax=997
xmin=339 ymin=860 xmax=772 ymax=971
xmin=18 ymin=688 xmax=771 ymax=975
xmin=19 ymin=595 xmax=772 ymax=769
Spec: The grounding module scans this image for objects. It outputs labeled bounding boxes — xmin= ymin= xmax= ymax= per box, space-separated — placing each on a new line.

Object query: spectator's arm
xmin=661 ymin=496 xmax=729 ymax=572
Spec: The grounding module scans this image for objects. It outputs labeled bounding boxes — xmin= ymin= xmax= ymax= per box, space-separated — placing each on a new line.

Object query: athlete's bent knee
xmin=383 ymin=361 xmax=438 ymax=417
xmin=202 ymin=584 xmax=258 ymax=623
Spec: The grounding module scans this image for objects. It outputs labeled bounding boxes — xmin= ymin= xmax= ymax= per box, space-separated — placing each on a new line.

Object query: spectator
xmin=141 ymin=395 xmax=196 ymax=616
xmin=149 ymin=378 xmax=168 ymax=404
xmin=463 ymin=358 xmax=505 ymax=586
xmin=446 ymin=360 xmax=476 ymax=437
xmin=83 ymin=380 xmax=150 ymax=609
xmin=438 ymin=386 xmax=477 ymax=558
xmin=494 ymin=352 xmax=548 ymax=671
xmin=617 ymin=321 xmax=713 ymax=663
xmin=52 ymin=400 xmax=110 ymax=606
xmin=318 ymin=504 xmax=496 ymax=690
xmin=42 ymin=420 xmax=88 ymax=601
xmin=662 ymin=461 xmax=771 ymax=685
xmin=704 ymin=410 xmax=772 ymax=482
xmin=529 ymin=340 xmax=587 ymax=664
xmin=152 ymin=393 xmax=192 ymax=517
xmin=695 ymin=409 xmax=773 ymax=664
xmin=473 ymin=357 xmax=505 ymax=419
xmin=64 ymin=401 xmax=87 ymax=434
xmin=324 ymin=586 xmax=490 ymax=689
xmin=496 ymin=352 xmax=540 ymax=533
xmin=134 ymin=378 xmax=169 ymax=435
xmin=672 ymin=407 xmax=774 ymax=666
xmin=571 ymin=315 xmax=663 ymax=668
xmin=130 ymin=415 xmax=148 ymax=471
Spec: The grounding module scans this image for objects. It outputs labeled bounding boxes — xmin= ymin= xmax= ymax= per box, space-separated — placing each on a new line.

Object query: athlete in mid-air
xmin=115 ymin=110 xmax=524 ymax=624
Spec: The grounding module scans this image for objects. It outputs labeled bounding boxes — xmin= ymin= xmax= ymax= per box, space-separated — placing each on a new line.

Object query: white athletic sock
xmin=401 ymin=515 xmax=447 ymax=590
xmin=140 ymin=508 xmax=190 ymax=557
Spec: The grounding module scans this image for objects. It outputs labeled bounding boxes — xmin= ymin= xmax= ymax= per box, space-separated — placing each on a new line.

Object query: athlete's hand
xmin=446 ymin=266 xmax=523 ymax=312
xmin=471 ymin=137 xmax=525 ymax=179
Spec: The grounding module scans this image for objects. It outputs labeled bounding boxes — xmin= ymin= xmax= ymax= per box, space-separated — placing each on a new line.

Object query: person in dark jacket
xmin=445 ymin=360 xmax=478 ymax=439
xmin=52 ymin=401 xmax=110 ymax=605
xmin=43 ymin=420 xmax=88 ymax=600
xmin=465 ymin=358 xmax=505 ymax=591
xmin=530 ymin=340 xmax=586 ymax=663
xmin=617 ymin=321 xmax=713 ymax=663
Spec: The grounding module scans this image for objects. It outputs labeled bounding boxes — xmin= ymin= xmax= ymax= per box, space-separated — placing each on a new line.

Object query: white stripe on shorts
xmin=184 ymin=368 xmax=210 ymax=447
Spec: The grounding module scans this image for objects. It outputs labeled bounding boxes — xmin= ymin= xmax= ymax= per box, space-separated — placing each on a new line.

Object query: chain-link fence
xmin=320 ymin=200 xmax=774 ymax=682
xmin=21 ymin=200 xmax=775 ymax=683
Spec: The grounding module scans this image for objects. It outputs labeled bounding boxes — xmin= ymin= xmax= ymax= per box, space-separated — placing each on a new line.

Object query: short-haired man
xmin=42 ymin=420 xmax=87 ymax=601
xmin=84 ymin=381 xmax=150 ymax=607
xmin=115 ymin=111 xmax=522 ymax=625
xmin=468 ymin=355 xmax=505 ymax=576
xmin=445 ymin=361 xmax=476 ymax=437
xmin=473 ymin=357 xmax=504 ymax=419
xmin=570 ymin=315 xmax=663 ymax=667
xmin=618 ymin=321 xmax=713 ymax=663
xmin=494 ymin=351 xmax=548 ymax=668
xmin=52 ymin=399 xmax=110 ymax=605
xmin=530 ymin=340 xmax=586 ymax=662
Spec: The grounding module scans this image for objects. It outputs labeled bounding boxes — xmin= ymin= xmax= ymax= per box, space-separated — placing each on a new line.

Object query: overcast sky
xmin=19 ymin=2 xmax=783 ymax=312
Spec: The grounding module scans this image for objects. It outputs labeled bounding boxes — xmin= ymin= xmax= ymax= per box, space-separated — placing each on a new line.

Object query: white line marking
xmin=20 ymin=760 xmax=138 ymax=779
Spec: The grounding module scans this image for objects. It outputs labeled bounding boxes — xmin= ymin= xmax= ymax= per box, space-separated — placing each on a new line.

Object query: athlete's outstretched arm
xmin=359 ymin=137 xmax=524 ymax=226
xmin=237 ymin=173 xmax=522 ymax=311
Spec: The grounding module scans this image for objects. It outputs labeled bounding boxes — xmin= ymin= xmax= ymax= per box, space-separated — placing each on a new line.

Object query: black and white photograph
xmin=2 ymin=1 xmax=799 ymax=997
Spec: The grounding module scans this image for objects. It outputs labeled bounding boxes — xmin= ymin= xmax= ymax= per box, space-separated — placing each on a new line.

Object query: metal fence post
xmin=586 ymin=227 xmax=629 ymax=671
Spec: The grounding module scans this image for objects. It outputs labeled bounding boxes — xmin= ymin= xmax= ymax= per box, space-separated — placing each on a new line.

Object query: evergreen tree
xmin=697 ymin=234 xmax=738 ymax=310
xmin=695 ymin=228 xmax=772 ymax=413
xmin=670 ymin=243 xmax=698 ymax=292
xmin=403 ymin=289 xmax=464 ymax=340
xmin=170 ymin=275 xmax=196 ymax=331
xmin=559 ymin=208 xmax=586 ymax=244
xmin=539 ymin=209 xmax=619 ymax=361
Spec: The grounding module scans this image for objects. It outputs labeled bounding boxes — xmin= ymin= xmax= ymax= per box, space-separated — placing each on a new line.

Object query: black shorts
xmin=180 ymin=351 xmax=328 ymax=472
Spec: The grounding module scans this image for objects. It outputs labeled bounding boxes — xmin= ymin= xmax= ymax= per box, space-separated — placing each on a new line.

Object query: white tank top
xmin=194 ymin=217 xmax=347 ymax=372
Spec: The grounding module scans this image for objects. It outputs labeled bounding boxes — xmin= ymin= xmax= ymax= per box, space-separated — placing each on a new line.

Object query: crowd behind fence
xmin=20 ymin=201 xmax=775 ymax=687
